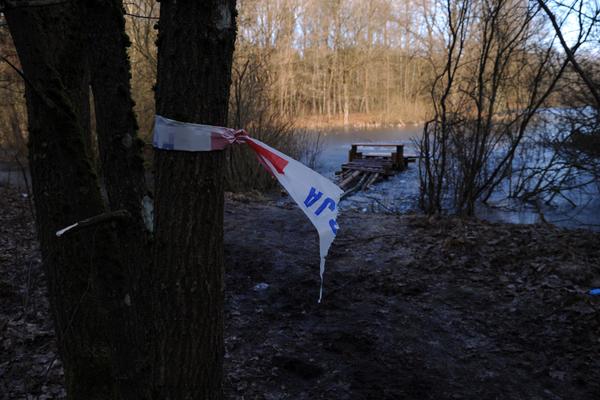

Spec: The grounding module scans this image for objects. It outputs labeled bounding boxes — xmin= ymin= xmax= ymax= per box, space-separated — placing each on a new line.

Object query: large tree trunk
xmin=81 ymin=0 xmax=151 ymax=397
xmin=5 ymin=5 xmax=122 ymax=399
xmin=152 ymin=1 xmax=237 ymax=399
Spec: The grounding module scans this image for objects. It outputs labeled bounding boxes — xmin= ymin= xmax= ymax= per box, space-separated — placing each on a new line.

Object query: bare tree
xmin=539 ymin=0 xmax=600 ymax=183
xmin=418 ymin=0 xmax=569 ymax=215
xmin=487 ymin=0 xmax=600 ymax=207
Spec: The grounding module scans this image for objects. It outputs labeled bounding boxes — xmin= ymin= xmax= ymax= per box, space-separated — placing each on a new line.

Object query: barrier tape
xmin=153 ymin=115 xmax=342 ymax=302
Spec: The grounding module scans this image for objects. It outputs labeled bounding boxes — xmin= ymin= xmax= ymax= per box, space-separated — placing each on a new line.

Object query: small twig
xmin=0 ymin=54 xmax=51 ymax=106
xmin=56 ymin=210 xmax=130 ymax=237
xmin=124 ymin=12 xmax=158 ymax=20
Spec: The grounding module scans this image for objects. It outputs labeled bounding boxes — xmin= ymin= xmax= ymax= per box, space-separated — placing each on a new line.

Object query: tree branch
xmin=537 ymin=0 xmax=600 ymax=108
xmin=0 ymin=54 xmax=28 ymax=84
xmin=56 ymin=210 xmax=131 ymax=237
xmin=124 ymin=12 xmax=158 ymax=20
xmin=0 ymin=53 xmax=53 ymax=106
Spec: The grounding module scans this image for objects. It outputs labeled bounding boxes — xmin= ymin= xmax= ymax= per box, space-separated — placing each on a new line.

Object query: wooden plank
xmin=343 ymin=161 xmax=391 ymax=167
xmin=339 ymin=170 xmax=360 ymax=188
xmin=351 ymin=143 xmax=403 ymax=147
xmin=363 ymin=152 xmax=393 ymax=158
xmin=343 ymin=159 xmax=392 ymax=170
xmin=359 ymin=173 xmax=375 ymax=191
xmin=340 ymin=170 xmax=354 ymax=179
xmin=338 ymin=170 xmax=361 ymax=189
xmin=341 ymin=166 xmax=388 ymax=172
xmin=335 ymin=168 xmax=353 ymax=177
xmin=346 ymin=168 xmax=391 ymax=177
xmin=363 ymin=172 xmax=380 ymax=190
xmin=345 ymin=160 xmax=392 ymax=165
xmin=342 ymin=164 xmax=389 ymax=170
xmin=341 ymin=173 xmax=371 ymax=200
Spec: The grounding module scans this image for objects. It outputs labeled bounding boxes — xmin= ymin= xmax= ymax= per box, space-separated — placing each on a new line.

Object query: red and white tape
xmin=153 ymin=115 xmax=342 ymax=301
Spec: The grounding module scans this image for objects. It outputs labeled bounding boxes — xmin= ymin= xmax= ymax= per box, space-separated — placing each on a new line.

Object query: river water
xmin=314 ymin=126 xmax=600 ymax=230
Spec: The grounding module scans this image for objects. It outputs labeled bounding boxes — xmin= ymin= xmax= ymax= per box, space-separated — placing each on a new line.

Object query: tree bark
xmin=152 ymin=1 xmax=237 ymax=399
xmin=81 ymin=0 xmax=152 ymax=396
xmin=5 ymin=4 xmax=123 ymax=399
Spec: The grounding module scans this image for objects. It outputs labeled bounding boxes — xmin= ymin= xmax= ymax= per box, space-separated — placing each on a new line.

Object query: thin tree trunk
xmin=343 ymin=71 xmax=349 ymax=126
xmin=364 ymin=67 xmax=370 ymax=114
xmin=152 ymin=1 xmax=237 ymax=399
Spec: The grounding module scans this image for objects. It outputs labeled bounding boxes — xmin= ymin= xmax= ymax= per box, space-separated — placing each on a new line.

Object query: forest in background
xmin=124 ymin=0 xmax=436 ymax=136
xmin=0 ymin=0 xmax=533 ymax=148
xmin=1 ymin=0 xmax=598 ymax=139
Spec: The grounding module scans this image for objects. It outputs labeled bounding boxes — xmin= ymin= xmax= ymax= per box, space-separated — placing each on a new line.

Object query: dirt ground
xmin=1 ymin=186 xmax=599 ymax=399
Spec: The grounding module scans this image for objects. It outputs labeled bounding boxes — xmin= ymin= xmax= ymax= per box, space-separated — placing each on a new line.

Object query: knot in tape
xmin=232 ymin=129 xmax=249 ymax=144
xmin=212 ymin=127 xmax=249 ymax=149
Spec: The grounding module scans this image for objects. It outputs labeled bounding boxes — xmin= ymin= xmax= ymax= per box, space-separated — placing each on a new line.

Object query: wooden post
xmin=395 ymin=144 xmax=405 ymax=170
xmin=349 ymin=144 xmax=358 ymax=162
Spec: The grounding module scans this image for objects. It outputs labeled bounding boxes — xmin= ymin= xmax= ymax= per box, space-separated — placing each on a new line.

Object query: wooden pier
xmin=336 ymin=143 xmax=417 ymax=199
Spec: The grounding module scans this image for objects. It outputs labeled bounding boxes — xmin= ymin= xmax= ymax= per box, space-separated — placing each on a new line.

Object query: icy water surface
xmin=2 ymin=127 xmax=598 ymax=230
xmin=315 ymin=126 xmax=600 ymax=230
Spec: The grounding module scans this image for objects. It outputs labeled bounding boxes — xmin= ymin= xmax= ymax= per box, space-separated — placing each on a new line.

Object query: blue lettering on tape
xmin=304 ymin=187 xmax=323 ymax=207
xmin=315 ymin=197 xmax=336 ymax=216
xmin=329 ymin=219 xmax=338 ymax=234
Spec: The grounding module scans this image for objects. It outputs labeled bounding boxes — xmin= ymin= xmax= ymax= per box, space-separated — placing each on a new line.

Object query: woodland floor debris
xmin=1 ymin=186 xmax=599 ymax=399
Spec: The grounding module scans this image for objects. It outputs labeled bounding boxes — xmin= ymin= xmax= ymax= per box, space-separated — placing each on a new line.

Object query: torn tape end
xmin=56 ymin=222 xmax=79 ymax=237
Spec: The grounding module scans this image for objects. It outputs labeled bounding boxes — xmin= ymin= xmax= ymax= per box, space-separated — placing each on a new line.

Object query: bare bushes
xmin=555 ymin=60 xmax=600 ymax=181
xmin=0 ymin=104 xmax=26 ymax=160
xmin=224 ymin=116 xmax=294 ymax=192
xmin=121 ymin=4 xmax=323 ymax=192
xmin=225 ymin=43 xmax=323 ymax=192
xmin=536 ymin=0 xmax=600 ymax=188
xmin=124 ymin=0 xmax=158 ymax=140
xmin=504 ymin=114 xmax=581 ymax=207
xmin=0 ymin=23 xmax=27 ymax=161
xmin=418 ymin=0 xmax=567 ymax=215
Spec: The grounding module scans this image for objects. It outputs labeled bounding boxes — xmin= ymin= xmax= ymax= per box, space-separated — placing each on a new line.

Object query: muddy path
xmin=2 ymin=187 xmax=599 ymax=399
